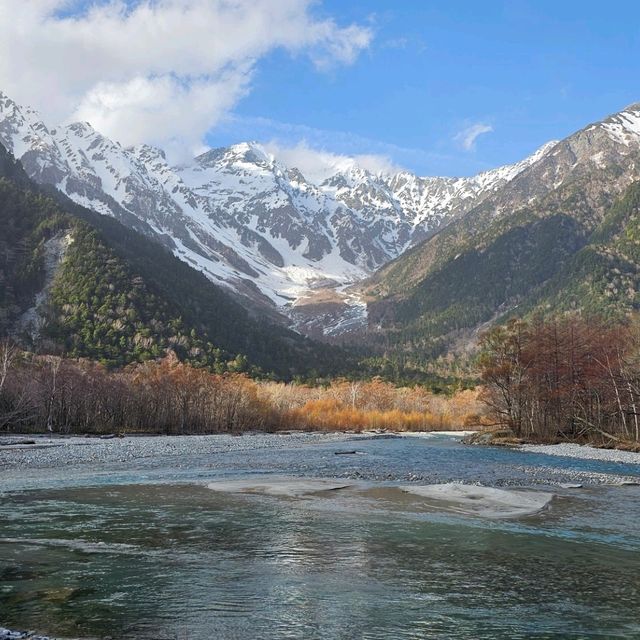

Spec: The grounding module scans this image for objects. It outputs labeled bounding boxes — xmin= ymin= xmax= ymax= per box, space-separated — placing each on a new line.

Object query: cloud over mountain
xmin=263 ymin=140 xmax=402 ymax=184
xmin=454 ymin=122 xmax=494 ymax=151
xmin=0 ymin=0 xmax=372 ymax=160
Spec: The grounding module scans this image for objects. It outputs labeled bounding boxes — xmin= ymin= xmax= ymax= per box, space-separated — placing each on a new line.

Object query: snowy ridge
xmin=0 ymin=90 xmax=554 ymax=314
xmin=599 ymin=104 xmax=640 ymax=146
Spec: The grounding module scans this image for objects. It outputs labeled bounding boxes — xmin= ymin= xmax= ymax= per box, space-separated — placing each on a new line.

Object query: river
xmin=1 ymin=432 xmax=639 ymax=639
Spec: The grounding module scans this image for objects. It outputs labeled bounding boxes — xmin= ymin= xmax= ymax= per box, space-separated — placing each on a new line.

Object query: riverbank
xmin=520 ymin=442 xmax=640 ymax=466
xmin=464 ymin=427 xmax=640 ymax=461
xmin=0 ymin=431 xmax=352 ymax=471
xmin=2 ymin=430 xmax=640 ymax=474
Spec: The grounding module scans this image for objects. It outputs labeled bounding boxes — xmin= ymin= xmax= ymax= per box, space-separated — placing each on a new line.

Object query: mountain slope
xmin=521 ymin=181 xmax=640 ymax=318
xmin=0 ymin=142 xmax=344 ymax=377
xmin=362 ymin=103 xmax=640 ymax=355
xmin=0 ymin=91 xmax=553 ymax=328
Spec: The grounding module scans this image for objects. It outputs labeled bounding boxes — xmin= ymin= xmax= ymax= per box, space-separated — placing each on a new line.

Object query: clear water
xmin=2 ymin=434 xmax=640 ymax=639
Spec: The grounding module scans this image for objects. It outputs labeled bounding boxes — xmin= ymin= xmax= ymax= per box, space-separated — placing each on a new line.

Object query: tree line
xmin=0 ymin=344 xmax=483 ymax=435
xmin=479 ymin=316 xmax=640 ymax=445
xmin=6 ymin=314 xmax=640 ymax=445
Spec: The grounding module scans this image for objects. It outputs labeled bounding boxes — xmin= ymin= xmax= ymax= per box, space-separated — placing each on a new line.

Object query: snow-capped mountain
xmin=362 ymin=101 xmax=640 ymax=347
xmin=0 ymin=90 xmax=556 ymax=318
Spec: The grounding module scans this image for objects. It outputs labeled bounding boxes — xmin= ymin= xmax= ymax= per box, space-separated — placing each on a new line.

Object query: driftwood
xmin=574 ymin=417 xmax=622 ymax=442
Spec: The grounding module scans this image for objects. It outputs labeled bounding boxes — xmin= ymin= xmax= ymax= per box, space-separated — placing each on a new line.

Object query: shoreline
xmin=0 ymin=429 xmax=474 ymax=451
xmin=2 ymin=429 xmax=640 ymax=468
xmin=519 ymin=442 xmax=640 ymax=466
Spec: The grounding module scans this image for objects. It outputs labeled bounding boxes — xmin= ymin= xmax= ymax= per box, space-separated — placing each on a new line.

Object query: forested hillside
xmin=361 ymin=105 xmax=640 ymax=360
xmin=521 ymin=181 xmax=640 ymax=317
xmin=0 ymin=143 xmax=346 ymax=378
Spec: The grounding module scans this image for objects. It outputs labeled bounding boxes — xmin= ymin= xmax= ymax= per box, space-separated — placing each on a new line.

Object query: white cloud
xmin=454 ymin=122 xmax=494 ymax=151
xmin=214 ymin=115 xmax=497 ymax=178
xmin=0 ymin=0 xmax=372 ymax=159
xmin=263 ymin=140 xmax=402 ymax=183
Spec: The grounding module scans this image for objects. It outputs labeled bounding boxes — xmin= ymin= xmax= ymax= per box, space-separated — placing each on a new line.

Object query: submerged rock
xmin=38 ymin=586 xmax=85 ymax=604
xmin=207 ymin=477 xmax=353 ymax=497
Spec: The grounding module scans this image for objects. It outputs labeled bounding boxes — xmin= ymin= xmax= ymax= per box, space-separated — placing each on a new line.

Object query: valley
xmin=3 ymin=4 xmax=640 ymax=638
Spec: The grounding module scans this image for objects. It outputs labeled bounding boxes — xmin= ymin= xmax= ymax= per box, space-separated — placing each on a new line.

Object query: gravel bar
xmin=0 ymin=432 xmax=353 ymax=471
xmin=520 ymin=442 xmax=640 ymax=465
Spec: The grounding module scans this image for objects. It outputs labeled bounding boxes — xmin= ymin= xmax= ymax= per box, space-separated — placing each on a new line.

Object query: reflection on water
xmin=1 ymin=435 xmax=640 ymax=639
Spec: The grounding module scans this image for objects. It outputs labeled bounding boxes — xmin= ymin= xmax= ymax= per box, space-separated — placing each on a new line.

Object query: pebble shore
xmin=520 ymin=442 xmax=640 ymax=465
xmin=0 ymin=431 xmax=352 ymax=471
xmin=3 ymin=432 xmax=640 ymax=472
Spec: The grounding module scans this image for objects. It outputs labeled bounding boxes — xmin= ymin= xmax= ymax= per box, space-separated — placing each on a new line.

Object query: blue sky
xmin=3 ymin=1 xmax=639 ymax=177
xmin=208 ymin=0 xmax=640 ymax=176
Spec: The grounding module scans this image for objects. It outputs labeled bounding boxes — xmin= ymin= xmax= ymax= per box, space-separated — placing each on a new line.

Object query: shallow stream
xmin=1 ymin=433 xmax=639 ymax=639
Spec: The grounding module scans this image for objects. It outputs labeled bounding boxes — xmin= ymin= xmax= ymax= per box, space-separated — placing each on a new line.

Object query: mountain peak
xmin=0 ymin=89 xmax=14 ymax=105
xmin=228 ymin=141 xmax=273 ymax=165
xmin=0 ymin=88 xmax=589 ymax=324
xmin=64 ymin=121 xmax=98 ymax=137
xmin=194 ymin=141 xmax=274 ymax=170
xmin=622 ymin=101 xmax=640 ymax=113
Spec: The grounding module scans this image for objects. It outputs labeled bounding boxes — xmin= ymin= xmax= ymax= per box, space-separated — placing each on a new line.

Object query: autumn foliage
xmin=0 ymin=346 xmax=484 ymax=434
xmin=267 ymin=380 xmax=483 ymax=432
xmin=479 ymin=316 xmax=640 ymax=444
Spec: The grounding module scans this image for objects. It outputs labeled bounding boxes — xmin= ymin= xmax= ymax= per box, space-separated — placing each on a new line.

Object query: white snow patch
xmin=601 ymin=108 xmax=640 ymax=146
